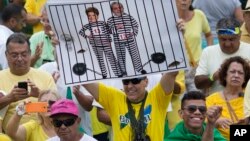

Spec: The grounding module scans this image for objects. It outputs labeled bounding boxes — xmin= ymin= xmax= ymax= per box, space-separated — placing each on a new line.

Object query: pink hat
xmin=50 ymin=99 xmax=79 ymax=117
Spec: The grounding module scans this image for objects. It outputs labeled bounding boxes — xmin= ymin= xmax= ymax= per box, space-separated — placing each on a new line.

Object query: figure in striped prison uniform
xmin=107 ymin=2 xmax=146 ymax=75
xmin=79 ymin=7 xmax=123 ymax=78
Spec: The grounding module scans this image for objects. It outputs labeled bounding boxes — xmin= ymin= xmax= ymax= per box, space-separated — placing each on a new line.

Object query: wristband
xmin=209 ymin=74 xmax=214 ymax=82
xmin=15 ymin=105 xmax=25 ymax=116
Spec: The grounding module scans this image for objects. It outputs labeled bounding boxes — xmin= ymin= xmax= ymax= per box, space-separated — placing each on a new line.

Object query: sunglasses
xmin=182 ymin=105 xmax=207 ymax=114
xmin=122 ymin=77 xmax=145 ymax=85
xmin=52 ymin=118 xmax=76 ymax=128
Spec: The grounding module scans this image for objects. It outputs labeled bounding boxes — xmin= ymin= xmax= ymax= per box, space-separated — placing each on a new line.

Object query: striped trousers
xmin=92 ymin=46 xmax=122 ymax=77
xmin=114 ymin=40 xmax=143 ymax=73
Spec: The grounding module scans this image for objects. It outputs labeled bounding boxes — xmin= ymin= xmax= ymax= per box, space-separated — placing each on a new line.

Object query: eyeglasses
xmin=182 ymin=105 xmax=207 ymax=114
xmin=122 ymin=77 xmax=145 ymax=85
xmin=52 ymin=118 xmax=77 ymax=127
xmin=7 ymin=51 xmax=30 ymax=60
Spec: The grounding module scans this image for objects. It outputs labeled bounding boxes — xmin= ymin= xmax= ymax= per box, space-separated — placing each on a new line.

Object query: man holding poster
xmin=83 ymin=71 xmax=178 ymax=141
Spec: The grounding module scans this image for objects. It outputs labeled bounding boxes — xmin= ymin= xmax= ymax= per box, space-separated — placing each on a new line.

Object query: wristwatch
xmin=15 ymin=105 xmax=25 ymax=116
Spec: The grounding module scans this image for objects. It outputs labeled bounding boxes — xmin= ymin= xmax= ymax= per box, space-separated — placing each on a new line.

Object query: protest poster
xmin=46 ymin=0 xmax=189 ymax=85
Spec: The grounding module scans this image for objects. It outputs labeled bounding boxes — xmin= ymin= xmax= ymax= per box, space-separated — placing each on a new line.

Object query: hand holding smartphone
xmin=18 ymin=82 xmax=28 ymax=91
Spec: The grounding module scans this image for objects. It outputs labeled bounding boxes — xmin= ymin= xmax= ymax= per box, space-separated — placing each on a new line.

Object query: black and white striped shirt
xmin=107 ymin=13 xmax=139 ymax=43
xmin=79 ymin=21 xmax=111 ymax=46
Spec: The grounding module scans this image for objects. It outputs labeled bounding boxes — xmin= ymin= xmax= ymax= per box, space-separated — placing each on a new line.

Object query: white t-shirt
xmin=196 ymin=42 xmax=250 ymax=94
xmin=0 ymin=25 xmax=13 ymax=70
xmin=0 ymin=90 xmax=8 ymax=120
xmin=46 ymin=134 xmax=97 ymax=141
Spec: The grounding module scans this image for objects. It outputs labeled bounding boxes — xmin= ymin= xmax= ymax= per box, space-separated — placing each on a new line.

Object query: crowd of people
xmin=1 ymin=0 xmax=250 ymax=141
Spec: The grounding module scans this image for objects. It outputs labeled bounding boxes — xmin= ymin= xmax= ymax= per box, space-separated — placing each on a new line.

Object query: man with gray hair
xmin=195 ymin=18 xmax=250 ymax=95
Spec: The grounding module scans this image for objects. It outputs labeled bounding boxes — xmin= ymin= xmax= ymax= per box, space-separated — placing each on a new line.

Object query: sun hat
xmin=50 ymin=99 xmax=79 ymax=117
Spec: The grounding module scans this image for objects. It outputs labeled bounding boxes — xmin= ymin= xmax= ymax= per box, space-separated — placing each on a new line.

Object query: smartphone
xmin=18 ymin=82 xmax=28 ymax=91
xmin=25 ymin=102 xmax=48 ymax=113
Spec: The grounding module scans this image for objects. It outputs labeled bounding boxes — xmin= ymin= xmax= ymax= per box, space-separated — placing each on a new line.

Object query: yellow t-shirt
xmin=24 ymin=0 xmax=47 ymax=33
xmin=206 ymin=92 xmax=244 ymax=140
xmin=0 ymin=133 xmax=12 ymax=141
xmin=23 ymin=120 xmax=48 ymax=141
xmin=98 ymin=82 xmax=172 ymax=141
xmin=167 ymin=70 xmax=185 ymax=129
xmin=185 ymin=9 xmax=211 ymax=63
xmin=0 ymin=68 xmax=56 ymax=132
xmin=90 ymin=107 xmax=110 ymax=135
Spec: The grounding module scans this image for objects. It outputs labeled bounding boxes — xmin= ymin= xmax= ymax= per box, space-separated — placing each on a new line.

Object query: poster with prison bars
xmin=46 ymin=0 xmax=189 ymax=85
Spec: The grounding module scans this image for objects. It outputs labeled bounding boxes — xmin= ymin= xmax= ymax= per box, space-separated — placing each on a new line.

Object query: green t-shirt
xmin=166 ymin=121 xmax=226 ymax=141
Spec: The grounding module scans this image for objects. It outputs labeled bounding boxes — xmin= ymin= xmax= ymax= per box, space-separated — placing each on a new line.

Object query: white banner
xmin=46 ymin=0 xmax=189 ymax=85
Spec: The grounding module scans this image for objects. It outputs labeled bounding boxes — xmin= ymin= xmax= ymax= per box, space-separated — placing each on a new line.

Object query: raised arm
xmin=82 ymin=83 xmax=100 ymax=101
xmin=30 ymin=42 xmax=43 ymax=67
xmin=73 ymin=86 xmax=94 ymax=112
xmin=202 ymin=106 xmax=223 ymax=141
xmin=195 ymin=70 xmax=219 ymax=89
xmin=205 ymin=32 xmax=213 ymax=46
xmin=160 ymin=71 xmax=178 ymax=95
xmin=97 ymin=107 xmax=112 ymax=126
xmin=194 ymin=75 xmax=213 ymax=89
xmin=6 ymin=104 xmax=26 ymax=141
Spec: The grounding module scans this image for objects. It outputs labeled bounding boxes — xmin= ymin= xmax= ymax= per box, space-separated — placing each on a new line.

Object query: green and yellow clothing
xmin=98 ymin=82 xmax=172 ymax=141
xmin=185 ymin=9 xmax=211 ymax=63
xmin=167 ymin=121 xmax=226 ymax=141
xmin=24 ymin=0 xmax=47 ymax=33
xmin=167 ymin=70 xmax=185 ymax=130
xmin=206 ymin=92 xmax=244 ymax=140
xmin=23 ymin=120 xmax=48 ymax=141
xmin=90 ymin=107 xmax=110 ymax=136
xmin=30 ymin=31 xmax=55 ymax=68
xmin=0 ymin=68 xmax=56 ymax=131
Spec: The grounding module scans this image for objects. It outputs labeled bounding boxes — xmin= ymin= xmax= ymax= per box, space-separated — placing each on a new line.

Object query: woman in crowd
xmin=176 ymin=0 xmax=213 ymax=92
xmin=6 ymin=90 xmax=61 ymax=141
xmin=206 ymin=56 xmax=250 ymax=140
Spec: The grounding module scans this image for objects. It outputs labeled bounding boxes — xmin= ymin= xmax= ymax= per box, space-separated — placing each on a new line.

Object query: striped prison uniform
xmin=79 ymin=21 xmax=122 ymax=77
xmin=107 ymin=13 xmax=143 ymax=74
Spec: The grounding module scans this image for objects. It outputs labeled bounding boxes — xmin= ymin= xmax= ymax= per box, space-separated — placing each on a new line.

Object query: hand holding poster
xmin=46 ymin=0 xmax=189 ymax=85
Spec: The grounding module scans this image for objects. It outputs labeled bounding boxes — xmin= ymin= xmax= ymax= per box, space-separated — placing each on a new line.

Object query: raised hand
xmin=206 ymin=106 xmax=223 ymax=126
xmin=8 ymin=86 xmax=29 ymax=102
xmin=27 ymin=79 xmax=40 ymax=97
xmin=34 ymin=42 xmax=44 ymax=59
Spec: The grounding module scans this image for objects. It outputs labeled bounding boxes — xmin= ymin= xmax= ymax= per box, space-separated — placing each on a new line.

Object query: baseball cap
xmin=50 ymin=99 xmax=79 ymax=117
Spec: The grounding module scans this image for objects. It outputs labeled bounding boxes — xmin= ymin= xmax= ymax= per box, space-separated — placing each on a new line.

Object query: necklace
xmin=127 ymin=92 xmax=148 ymax=141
